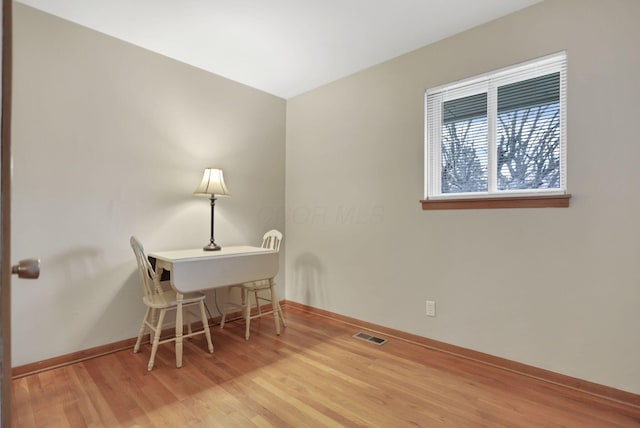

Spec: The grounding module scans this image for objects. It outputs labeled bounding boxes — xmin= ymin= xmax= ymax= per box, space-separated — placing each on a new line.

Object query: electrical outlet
xmin=426 ymin=300 xmax=436 ymax=317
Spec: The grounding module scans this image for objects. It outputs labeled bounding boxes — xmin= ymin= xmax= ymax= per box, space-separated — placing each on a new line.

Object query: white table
xmin=148 ymin=245 xmax=279 ymax=367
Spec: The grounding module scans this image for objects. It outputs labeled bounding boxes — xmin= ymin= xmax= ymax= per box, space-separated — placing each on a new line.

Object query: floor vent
xmin=352 ymin=332 xmax=387 ymax=346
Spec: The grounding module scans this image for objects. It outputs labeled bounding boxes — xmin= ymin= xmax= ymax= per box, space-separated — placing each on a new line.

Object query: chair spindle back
xmin=130 ymin=236 xmax=164 ymax=302
xmin=261 ymin=229 xmax=282 ymax=252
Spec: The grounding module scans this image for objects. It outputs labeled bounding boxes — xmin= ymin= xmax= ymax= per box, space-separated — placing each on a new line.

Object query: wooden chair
xmin=130 ymin=236 xmax=214 ymax=370
xmin=220 ymin=229 xmax=286 ymax=339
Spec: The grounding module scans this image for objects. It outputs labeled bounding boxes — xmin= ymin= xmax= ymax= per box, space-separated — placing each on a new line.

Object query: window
xmin=423 ymin=52 xmax=570 ymax=209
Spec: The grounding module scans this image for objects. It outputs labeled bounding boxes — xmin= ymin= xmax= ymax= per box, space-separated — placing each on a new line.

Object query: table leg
xmin=175 ymin=292 xmax=183 ymax=368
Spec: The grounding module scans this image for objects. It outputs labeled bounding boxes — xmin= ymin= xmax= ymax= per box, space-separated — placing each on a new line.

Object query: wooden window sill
xmin=421 ymin=194 xmax=571 ymax=210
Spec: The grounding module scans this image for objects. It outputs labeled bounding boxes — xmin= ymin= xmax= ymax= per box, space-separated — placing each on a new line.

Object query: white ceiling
xmin=17 ymin=0 xmax=541 ymax=99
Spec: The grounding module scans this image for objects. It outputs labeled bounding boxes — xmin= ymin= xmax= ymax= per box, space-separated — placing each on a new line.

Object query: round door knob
xmin=11 ymin=258 xmax=40 ymax=279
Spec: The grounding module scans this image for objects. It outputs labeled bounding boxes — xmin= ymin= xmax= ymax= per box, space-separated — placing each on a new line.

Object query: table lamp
xmin=194 ymin=168 xmax=230 ymax=251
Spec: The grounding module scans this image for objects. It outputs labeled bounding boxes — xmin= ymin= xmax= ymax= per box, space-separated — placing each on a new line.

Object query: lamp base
xmin=203 ymin=242 xmax=221 ymax=251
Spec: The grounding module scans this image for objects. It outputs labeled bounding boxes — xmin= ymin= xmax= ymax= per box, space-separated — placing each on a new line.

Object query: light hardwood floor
xmin=11 ymin=307 xmax=640 ymax=427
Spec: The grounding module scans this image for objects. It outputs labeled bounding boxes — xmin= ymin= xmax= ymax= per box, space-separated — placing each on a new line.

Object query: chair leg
xmin=220 ymin=286 xmax=231 ymax=328
xmin=244 ymin=288 xmax=252 ymax=340
xmin=147 ymin=308 xmax=167 ymax=371
xmin=149 ymin=308 xmax=158 ymax=343
xmin=241 ymin=288 xmax=247 ymax=318
xmin=255 ymin=291 xmax=262 ymax=316
xmin=200 ymin=300 xmax=214 ymax=353
xmin=277 ymin=300 xmax=287 ymax=328
xmin=134 ymin=307 xmax=151 ymax=353
xmin=270 ymin=284 xmax=281 ymax=336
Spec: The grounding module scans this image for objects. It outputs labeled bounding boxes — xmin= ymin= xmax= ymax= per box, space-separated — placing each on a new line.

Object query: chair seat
xmin=143 ymin=289 xmax=207 ymax=308
xmin=238 ymin=279 xmax=271 ymax=291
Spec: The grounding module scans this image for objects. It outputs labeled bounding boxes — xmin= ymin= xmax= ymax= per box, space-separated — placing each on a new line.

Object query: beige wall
xmin=12 ymin=4 xmax=286 ymax=366
xmin=286 ymin=0 xmax=640 ymax=393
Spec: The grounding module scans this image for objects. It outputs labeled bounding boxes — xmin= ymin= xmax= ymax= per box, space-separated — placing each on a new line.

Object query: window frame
xmin=422 ymin=52 xmax=570 ymax=209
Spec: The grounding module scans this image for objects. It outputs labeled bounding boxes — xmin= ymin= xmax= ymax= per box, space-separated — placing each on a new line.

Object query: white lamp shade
xmin=194 ymin=168 xmax=230 ymax=196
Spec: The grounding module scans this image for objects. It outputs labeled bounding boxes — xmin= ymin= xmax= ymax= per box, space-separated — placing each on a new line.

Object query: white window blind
xmin=425 ymin=52 xmax=567 ymax=200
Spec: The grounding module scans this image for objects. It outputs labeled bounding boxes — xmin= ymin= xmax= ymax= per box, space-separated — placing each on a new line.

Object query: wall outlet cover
xmin=426 ymin=300 xmax=436 ymax=317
